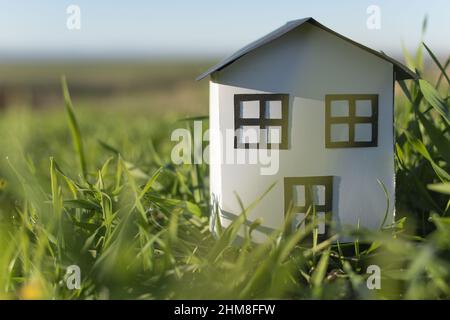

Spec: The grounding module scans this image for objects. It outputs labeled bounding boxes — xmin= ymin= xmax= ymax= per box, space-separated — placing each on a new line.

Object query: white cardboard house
xmin=197 ymin=18 xmax=416 ymax=242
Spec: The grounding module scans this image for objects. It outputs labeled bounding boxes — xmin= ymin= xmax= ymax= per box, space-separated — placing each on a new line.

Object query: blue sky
xmin=0 ymin=0 xmax=448 ymax=60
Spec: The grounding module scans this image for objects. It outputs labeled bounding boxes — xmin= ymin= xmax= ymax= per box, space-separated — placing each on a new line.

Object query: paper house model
xmin=197 ymin=17 xmax=415 ymax=242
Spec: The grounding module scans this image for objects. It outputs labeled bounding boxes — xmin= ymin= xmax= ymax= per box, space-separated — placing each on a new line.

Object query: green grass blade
xmin=61 ymin=75 xmax=87 ymax=180
xmin=418 ymin=79 xmax=450 ymax=124
xmin=398 ymin=80 xmax=413 ymax=103
xmin=417 ymin=112 xmax=450 ymax=164
xmin=423 ymin=42 xmax=450 ymax=86
xmin=407 ymin=134 xmax=450 ymax=182
xmin=311 ymin=248 xmax=330 ymax=288
xmin=428 ymin=183 xmax=450 ymax=195
xmin=377 ymin=179 xmax=391 ymax=229
xmin=436 ymin=58 xmax=450 ymax=88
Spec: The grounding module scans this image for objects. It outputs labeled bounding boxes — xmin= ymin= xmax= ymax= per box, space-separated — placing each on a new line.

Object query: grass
xmin=0 ymin=61 xmax=210 ymax=115
xmin=0 ymin=38 xmax=448 ymax=299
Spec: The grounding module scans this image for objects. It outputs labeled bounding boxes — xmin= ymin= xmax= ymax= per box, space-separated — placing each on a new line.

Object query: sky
xmin=0 ymin=0 xmax=448 ymax=61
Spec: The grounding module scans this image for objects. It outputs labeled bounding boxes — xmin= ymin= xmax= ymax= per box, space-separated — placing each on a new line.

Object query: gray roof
xmin=197 ymin=17 xmax=416 ymax=81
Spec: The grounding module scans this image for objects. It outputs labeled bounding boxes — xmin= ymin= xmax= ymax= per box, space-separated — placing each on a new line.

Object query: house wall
xmin=209 ymin=23 xmax=395 ymax=242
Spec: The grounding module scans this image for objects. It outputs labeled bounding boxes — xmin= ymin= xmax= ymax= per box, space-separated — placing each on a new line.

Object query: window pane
xmin=266 ymin=100 xmax=282 ymax=119
xmin=266 ymin=126 xmax=282 ymax=144
xmin=330 ymin=124 xmax=349 ymax=142
xmin=312 ymin=185 xmax=326 ymax=206
xmin=331 ymin=100 xmax=349 ymax=117
xmin=355 ymin=123 xmax=372 ymax=142
xmin=293 ymin=213 xmax=306 ymax=233
xmin=356 ymin=100 xmax=372 ymax=117
xmin=293 ymin=185 xmax=305 ymax=207
xmin=239 ymin=126 xmax=260 ymax=144
xmin=240 ymin=100 xmax=260 ymax=118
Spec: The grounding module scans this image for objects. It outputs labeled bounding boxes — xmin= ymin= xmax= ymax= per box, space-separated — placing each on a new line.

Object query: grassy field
xmin=0 ymin=61 xmax=210 ymax=115
xmin=0 ymin=41 xmax=448 ymax=300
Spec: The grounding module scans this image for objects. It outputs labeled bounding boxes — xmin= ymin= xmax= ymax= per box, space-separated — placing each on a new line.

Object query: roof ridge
xmin=196 ymin=17 xmax=416 ymax=81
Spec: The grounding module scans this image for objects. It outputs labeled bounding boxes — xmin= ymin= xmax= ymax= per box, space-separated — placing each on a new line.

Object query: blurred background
xmin=0 ymin=0 xmax=448 ymax=116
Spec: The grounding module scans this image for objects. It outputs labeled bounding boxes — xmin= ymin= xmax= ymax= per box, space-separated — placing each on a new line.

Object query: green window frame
xmin=284 ymin=176 xmax=333 ymax=241
xmin=325 ymin=94 xmax=378 ymax=148
xmin=234 ymin=94 xmax=289 ymax=149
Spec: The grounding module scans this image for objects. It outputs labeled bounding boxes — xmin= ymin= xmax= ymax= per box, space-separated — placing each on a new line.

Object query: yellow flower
xmin=19 ymin=280 xmax=44 ymax=300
